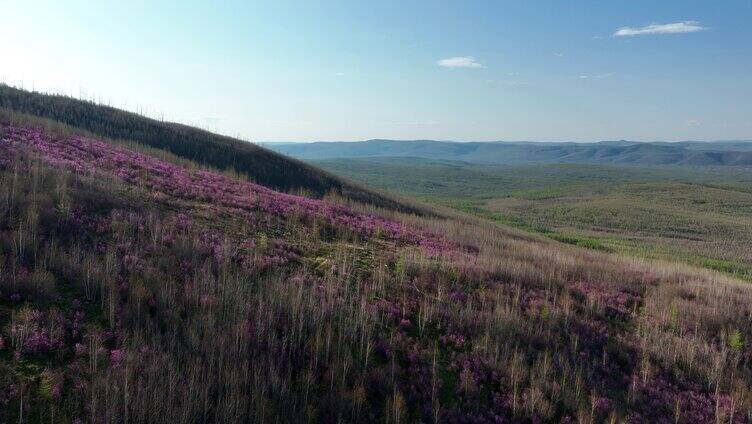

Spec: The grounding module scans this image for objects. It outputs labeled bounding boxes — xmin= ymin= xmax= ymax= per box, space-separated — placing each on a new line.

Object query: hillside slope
xmin=2 ymin=122 xmax=752 ymax=422
xmin=0 ymin=85 xmax=421 ymax=214
xmin=266 ymin=139 xmax=752 ymax=166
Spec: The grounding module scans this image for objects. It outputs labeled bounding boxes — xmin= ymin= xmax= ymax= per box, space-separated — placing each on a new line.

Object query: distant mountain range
xmin=264 ymin=139 xmax=752 ymax=166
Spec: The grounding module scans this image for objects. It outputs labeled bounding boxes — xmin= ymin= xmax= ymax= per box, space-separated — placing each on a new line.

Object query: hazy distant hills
xmin=265 ymin=139 xmax=752 ymax=166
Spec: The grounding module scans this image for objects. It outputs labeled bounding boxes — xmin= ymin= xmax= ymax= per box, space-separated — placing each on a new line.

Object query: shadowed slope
xmin=0 ymin=85 xmax=423 ymax=214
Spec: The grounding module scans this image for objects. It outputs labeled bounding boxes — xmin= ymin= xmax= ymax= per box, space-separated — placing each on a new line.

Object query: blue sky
xmin=1 ymin=0 xmax=750 ymax=141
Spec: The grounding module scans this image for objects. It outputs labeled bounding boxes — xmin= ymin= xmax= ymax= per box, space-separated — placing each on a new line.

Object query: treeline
xmin=0 ymin=84 xmax=423 ymax=214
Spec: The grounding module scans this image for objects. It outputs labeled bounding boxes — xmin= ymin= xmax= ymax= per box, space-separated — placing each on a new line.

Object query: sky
xmin=1 ymin=0 xmax=751 ymax=142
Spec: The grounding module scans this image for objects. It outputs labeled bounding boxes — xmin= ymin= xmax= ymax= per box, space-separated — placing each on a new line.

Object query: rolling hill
xmin=265 ymin=138 xmax=752 ymax=166
xmin=1 ymin=95 xmax=751 ymax=422
xmin=0 ymin=85 xmax=423 ymax=215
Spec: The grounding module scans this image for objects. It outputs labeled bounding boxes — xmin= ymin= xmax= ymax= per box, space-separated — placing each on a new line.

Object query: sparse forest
xmin=1 ymin=93 xmax=751 ymax=422
xmin=0 ymin=85 xmax=420 ymax=214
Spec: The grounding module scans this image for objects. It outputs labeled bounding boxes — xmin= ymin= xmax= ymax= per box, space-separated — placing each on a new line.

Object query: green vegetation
xmin=548 ymin=234 xmax=608 ymax=251
xmin=310 ymin=157 xmax=752 ymax=279
xmin=441 ymin=199 xmax=547 ymax=233
xmin=729 ymin=329 xmax=745 ymax=352
xmin=702 ymin=258 xmax=751 ymax=276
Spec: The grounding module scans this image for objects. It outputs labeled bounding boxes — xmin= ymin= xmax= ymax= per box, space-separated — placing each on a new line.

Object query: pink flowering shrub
xmin=0 ymin=124 xmax=452 ymax=257
xmin=570 ymin=280 xmax=640 ymax=319
xmin=8 ymin=309 xmax=64 ymax=355
xmin=629 ymin=374 xmax=743 ymax=423
xmin=0 ymin=122 xmax=750 ymax=422
xmin=110 ymin=349 xmax=125 ymax=368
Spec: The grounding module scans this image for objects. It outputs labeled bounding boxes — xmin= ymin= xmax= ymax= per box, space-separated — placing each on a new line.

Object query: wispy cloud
xmin=613 ymin=21 xmax=706 ymax=37
xmin=578 ymin=73 xmax=614 ymax=80
xmin=553 ymin=52 xmax=564 ymax=57
xmin=437 ymin=56 xmax=483 ymax=68
xmin=391 ymin=120 xmax=439 ymax=126
xmin=685 ymin=119 xmax=701 ymax=128
xmin=486 ymin=79 xmax=526 ymax=86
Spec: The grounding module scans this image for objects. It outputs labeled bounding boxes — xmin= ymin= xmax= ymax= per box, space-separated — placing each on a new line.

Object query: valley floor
xmin=313 ymin=158 xmax=752 ymax=281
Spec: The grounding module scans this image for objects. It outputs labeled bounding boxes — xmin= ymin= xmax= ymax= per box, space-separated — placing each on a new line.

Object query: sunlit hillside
xmin=3 ymin=0 xmax=752 ymax=422
xmin=1 ymin=114 xmax=751 ymax=422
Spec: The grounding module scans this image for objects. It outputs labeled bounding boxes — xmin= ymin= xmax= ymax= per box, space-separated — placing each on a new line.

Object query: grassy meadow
xmin=2 ymin=116 xmax=752 ymax=422
xmin=312 ymin=158 xmax=752 ymax=280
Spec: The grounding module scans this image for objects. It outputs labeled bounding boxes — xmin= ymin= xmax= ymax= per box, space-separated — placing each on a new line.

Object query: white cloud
xmin=437 ymin=56 xmax=483 ymax=68
xmin=613 ymin=21 xmax=706 ymax=37
xmin=553 ymin=52 xmax=564 ymax=57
